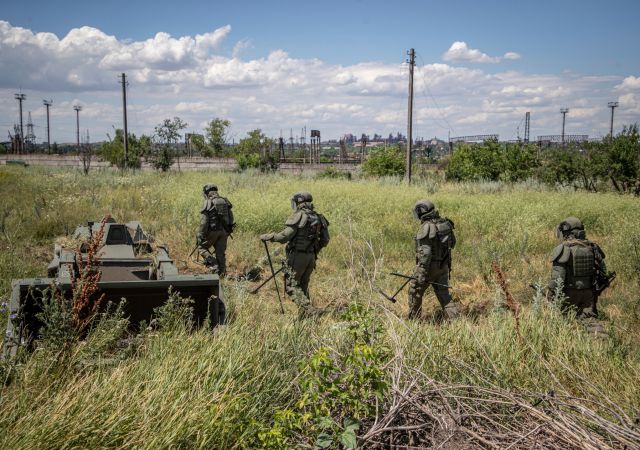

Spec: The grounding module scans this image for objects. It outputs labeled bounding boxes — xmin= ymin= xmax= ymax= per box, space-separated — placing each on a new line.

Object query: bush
xmin=362 ymin=146 xmax=405 ymax=177
xmin=236 ymin=153 xmax=279 ymax=172
xmin=315 ymin=167 xmax=352 ymax=180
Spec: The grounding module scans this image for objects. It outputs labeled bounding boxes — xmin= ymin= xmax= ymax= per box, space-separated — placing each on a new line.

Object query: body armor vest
xmin=417 ymin=218 xmax=455 ymax=261
xmin=566 ymin=241 xmax=595 ymax=290
xmin=288 ymin=210 xmax=324 ymax=253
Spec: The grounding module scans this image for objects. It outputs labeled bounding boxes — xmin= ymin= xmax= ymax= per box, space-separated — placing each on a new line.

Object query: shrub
xmin=362 ymin=146 xmax=405 ymax=177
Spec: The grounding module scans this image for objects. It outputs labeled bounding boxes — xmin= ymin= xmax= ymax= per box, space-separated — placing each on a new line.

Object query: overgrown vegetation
xmin=446 ymin=125 xmax=640 ymax=193
xmin=0 ymin=166 xmax=639 ymax=448
xmin=362 ymin=145 xmax=405 ymax=177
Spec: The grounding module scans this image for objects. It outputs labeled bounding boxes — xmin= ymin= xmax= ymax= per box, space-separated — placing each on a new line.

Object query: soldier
xmin=197 ymin=183 xmax=235 ymax=276
xmin=407 ymin=200 xmax=459 ymax=320
xmin=548 ymin=217 xmax=610 ymax=334
xmin=260 ymin=192 xmax=330 ymax=317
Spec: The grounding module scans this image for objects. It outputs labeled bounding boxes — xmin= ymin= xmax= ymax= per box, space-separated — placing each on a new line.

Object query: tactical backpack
xmin=204 ymin=195 xmax=234 ymax=233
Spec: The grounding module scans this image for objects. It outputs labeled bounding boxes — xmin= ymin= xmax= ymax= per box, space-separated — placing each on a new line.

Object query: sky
xmin=1 ymin=0 xmax=639 ymax=144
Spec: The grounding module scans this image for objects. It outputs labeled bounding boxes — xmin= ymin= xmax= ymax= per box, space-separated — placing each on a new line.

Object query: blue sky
xmin=1 ymin=0 xmax=639 ymax=143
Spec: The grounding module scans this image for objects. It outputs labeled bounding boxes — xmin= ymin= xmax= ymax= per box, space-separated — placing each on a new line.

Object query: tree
xmin=100 ymin=129 xmax=150 ymax=169
xmin=205 ymin=118 xmax=231 ymax=156
xmin=362 ymin=145 xmax=405 ymax=177
xmin=235 ymin=129 xmax=278 ymax=171
xmin=152 ymin=117 xmax=188 ymax=171
xmin=598 ymin=124 xmax=639 ymax=193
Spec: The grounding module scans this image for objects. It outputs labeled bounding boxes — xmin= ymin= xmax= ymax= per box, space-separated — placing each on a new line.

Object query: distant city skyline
xmin=1 ymin=0 xmax=639 ymax=144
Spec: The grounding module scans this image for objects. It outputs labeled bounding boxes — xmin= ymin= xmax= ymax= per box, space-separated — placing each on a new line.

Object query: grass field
xmin=0 ymin=166 xmax=639 ymax=449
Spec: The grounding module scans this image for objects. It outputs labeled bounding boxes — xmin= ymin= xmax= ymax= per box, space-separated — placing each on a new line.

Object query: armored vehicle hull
xmin=4 ymin=217 xmax=224 ymax=356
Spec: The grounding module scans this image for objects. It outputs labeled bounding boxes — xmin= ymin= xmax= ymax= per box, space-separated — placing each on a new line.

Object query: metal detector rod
xmin=264 ymin=241 xmax=285 ymax=314
xmin=249 ymin=266 xmax=284 ymax=294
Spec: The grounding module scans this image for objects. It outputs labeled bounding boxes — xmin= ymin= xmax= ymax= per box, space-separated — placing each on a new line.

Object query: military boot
xmin=299 ymin=305 xmax=325 ymax=320
xmin=582 ymin=317 xmax=607 ymax=338
xmin=443 ymin=302 xmax=460 ymax=319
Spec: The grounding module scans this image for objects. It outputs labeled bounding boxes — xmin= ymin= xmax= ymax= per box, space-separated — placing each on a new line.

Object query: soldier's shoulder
xmin=285 ymin=211 xmax=305 ymax=227
xmin=416 ymin=221 xmax=437 ymax=240
xmin=550 ymin=243 xmax=571 ymax=263
xmin=200 ymin=198 xmax=212 ymax=213
xmin=440 ymin=216 xmax=455 ymax=228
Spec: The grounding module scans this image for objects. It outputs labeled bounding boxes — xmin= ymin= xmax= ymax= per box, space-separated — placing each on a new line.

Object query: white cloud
xmin=503 ymin=52 xmax=521 ymax=60
xmin=0 ymin=21 xmax=633 ymax=143
xmin=615 ymin=76 xmax=640 ymax=91
xmin=443 ymin=41 xmax=500 ymax=64
xmin=232 ymin=38 xmax=252 ymax=58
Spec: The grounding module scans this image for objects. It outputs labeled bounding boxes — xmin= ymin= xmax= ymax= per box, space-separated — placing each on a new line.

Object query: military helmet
xmin=203 ymin=184 xmax=218 ymax=195
xmin=412 ymin=199 xmax=435 ymax=219
xmin=556 ymin=216 xmax=585 ymax=239
xmin=291 ymin=191 xmax=313 ymax=209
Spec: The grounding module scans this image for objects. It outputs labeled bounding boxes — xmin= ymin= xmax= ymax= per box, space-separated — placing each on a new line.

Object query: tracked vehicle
xmin=3 ymin=217 xmax=224 ymax=356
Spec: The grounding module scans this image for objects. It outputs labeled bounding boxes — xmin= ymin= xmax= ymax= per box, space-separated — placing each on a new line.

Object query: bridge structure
xmin=449 ymin=134 xmax=499 ymax=143
xmin=537 ymin=134 xmax=589 ymax=143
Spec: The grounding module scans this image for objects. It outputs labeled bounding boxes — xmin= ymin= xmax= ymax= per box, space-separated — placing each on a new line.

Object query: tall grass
xmin=0 ymin=166 xmax=639 ymax=448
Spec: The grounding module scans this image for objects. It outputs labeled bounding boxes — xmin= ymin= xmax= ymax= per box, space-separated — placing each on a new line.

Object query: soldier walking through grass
xmin=197 ymin=183 xmax=235 ymax=276
xmin=548 ymin=216 xmax=612 ymax=335
xmin=407 ymin=200 xmax=460 ymax=320
xmin=260 ymin=192 xmax=330 ymax=318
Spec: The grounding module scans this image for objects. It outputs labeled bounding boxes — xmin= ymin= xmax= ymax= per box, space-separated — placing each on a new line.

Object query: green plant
xmin=362 ymin=145 xmax=405 ymax=177
xmin=257 ymin=303 xmax=388 ymax=449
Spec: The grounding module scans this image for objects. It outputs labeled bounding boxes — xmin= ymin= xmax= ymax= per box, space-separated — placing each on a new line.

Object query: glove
xmin=260 ymin=233 xmax=274 ymax=242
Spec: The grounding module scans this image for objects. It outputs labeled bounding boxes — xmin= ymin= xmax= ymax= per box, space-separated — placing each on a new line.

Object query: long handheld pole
xmin=263 ymin=241 xmax=285 ymax=314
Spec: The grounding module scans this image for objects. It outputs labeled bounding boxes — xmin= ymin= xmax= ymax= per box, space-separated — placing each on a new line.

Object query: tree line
xmin=445 ymin=124 xmax=640 ymax=193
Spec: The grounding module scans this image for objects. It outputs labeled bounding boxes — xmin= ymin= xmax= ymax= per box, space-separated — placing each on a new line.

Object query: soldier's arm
xmin=197 ymin=213 xmax=209 ymax=246
xmin=548 ymin=244 xmax=570 ymax=292
xmin=416 ymin=240 xmax=434 ymax=267
xmin=272 ymin=225 xmax=297 ymax=243
xmin=548 ymin=263 xmax=567 ymax=291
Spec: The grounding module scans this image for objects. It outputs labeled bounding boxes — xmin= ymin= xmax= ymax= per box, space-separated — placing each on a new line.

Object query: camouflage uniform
xmin=261 ymin=192 xmax=330 ymax=316
xmin=407 ymin=200 xmax=459 ymax=319
xmin=548 ymin=217 xmax=607 ymax=334
xmin=197 ymin=184 xmax=235 ymax=276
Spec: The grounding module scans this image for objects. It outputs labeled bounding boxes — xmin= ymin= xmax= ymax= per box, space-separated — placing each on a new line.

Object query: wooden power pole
xmin=120 ymin=73 xmax=129 ymax=167
xmin=406 ymin=48 xmax=415 ymax=184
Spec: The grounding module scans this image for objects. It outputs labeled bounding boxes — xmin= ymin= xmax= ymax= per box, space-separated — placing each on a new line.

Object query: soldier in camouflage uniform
xmin=407 ymin=200 xmax=460 ymax=320
xmin=197 ymin=184 xmax=235 ymax=276
xmin=260 ymin=192 xmax=330 ymax=317
xmin=548 ymin=216 xmax=607 ymax=334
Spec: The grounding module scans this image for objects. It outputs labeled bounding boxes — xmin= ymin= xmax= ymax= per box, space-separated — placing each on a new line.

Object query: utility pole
xmin=43 ymin=99 xmax=52 ymax=153
xmin=608 ymin=101 xmax=619 ymax=142
xmin=560 ymin=108 xmax=569 ymax=146
xmin=73 ymin=105 xmax=82 ymax=149
xmin=406 ymin=48 xmax=415 ymax=183
xmin=14 ymin=93 xmax=26 ymax=153
xmin=120 ymin=73 xmax=129 ymax=167
xmin=524 ymin=112 xmax=530 ymax=143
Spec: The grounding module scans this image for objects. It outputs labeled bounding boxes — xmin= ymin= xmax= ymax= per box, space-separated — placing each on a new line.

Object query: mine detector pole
xmin=263 ymin=241 xmax=285 ymax=314
xmin=406 ymin=48 xmax=415 ymax=184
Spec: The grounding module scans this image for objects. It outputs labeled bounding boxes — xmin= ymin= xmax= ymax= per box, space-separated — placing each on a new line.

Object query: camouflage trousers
xmin=562 ymin=288 xmax=596 ymax=318
xmin=285 ymin=250 xmax=314 ymax=310
xmin=198 ymin=230 xmax=229 ymax=275
xmin=562 ymin=288 xmax=605 ymax=335
xmin=408 ymin=262 xmax=457 ymax=319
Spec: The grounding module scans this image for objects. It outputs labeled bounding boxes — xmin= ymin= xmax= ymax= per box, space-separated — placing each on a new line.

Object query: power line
xmin=415 ymin=52 xmax=455 ymax=136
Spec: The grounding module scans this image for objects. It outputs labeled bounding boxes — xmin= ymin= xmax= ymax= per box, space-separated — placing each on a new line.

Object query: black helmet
xmin=556 ymin=216 xmax=585 ymax=239
xmin=203 ymin=184 xmax=218 ymax=195
xmin=412 ymin=199 xmax=435 ymax=219
xmin=291 ymin=191 xmax=313 ymax=209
